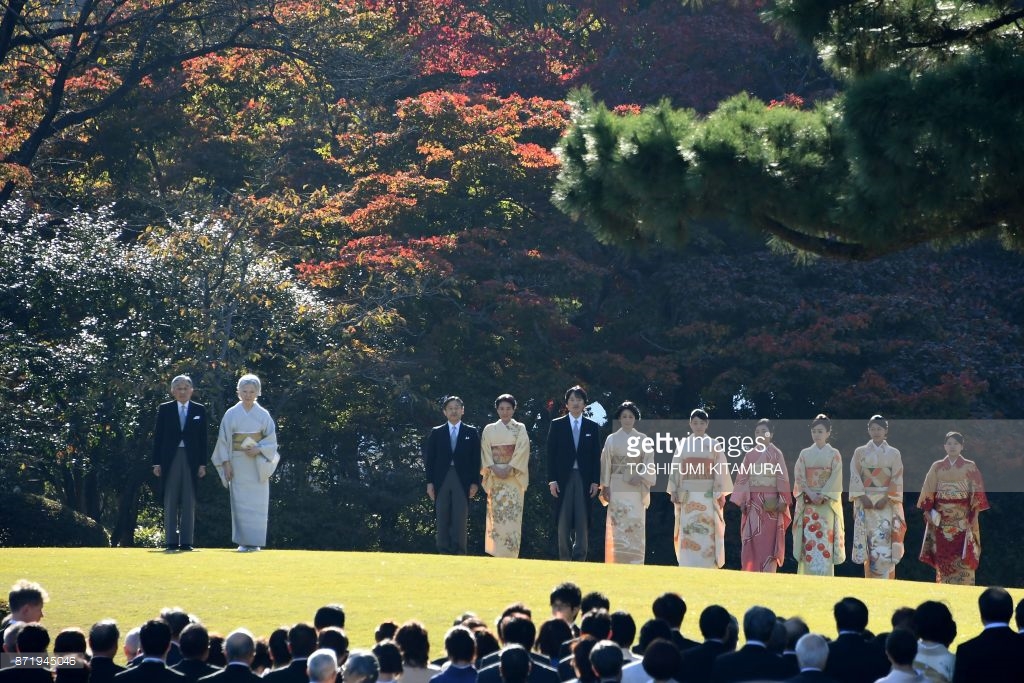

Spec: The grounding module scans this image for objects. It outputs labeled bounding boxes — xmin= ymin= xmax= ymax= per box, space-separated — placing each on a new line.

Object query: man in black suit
xmin=712 ymin=606 xmax=791 ymax=683
xmin=114 ymin=619 xmax=186 ymax=681
xmin=678 ymin=605 xmax=733 ymax=683
xmin=823 ymin=598 xmax=888 ymax=683
xmin=546 ymin=385 xmax=601 ymax=561
xmin=263 ymin=623 xmax=318 ymax=683
xmin=424 ymin=396 xmax=481 ymax=555
xmin=88 ymin=619 xmax=126 ymax=683
xmin=195 ymin=629 xmax=261 ymax=682
xmin=653 ymin=593 xmax=700 ymax=653
xmin=952 ymin=586 xmax=1024 ymax=683
xmin=152 ymin=375 xmax=208 ymax=551
xmin=171 ymin=623 xmax=220 ymax=681
xmin=0 ymin=623 xmax=53 ymax=683
xmin=785 ymin=634 xmax=836 ymax=683
xmin=478 ymin=618 xmax=560 ymax=683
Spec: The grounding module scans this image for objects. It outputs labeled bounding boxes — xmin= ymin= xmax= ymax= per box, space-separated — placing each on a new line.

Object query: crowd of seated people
xmin=2 ymin=579 xmax=1023 ymax=683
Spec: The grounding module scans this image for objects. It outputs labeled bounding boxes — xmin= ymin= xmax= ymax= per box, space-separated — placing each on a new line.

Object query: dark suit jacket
xmin=424 ymin=422 xmax=482 ymax=495
xmin=115 ymin=659 xmax=187 ymax=681
xmin=824 ymin=633 xmax=889 ymax=683
xmin=672 ymin=630 xmax=701 ymax=652
xmin=197 ymin=662 xmax=262 ymax=682
xmin=262 ymin=658 xmax=309 ymax=683
xmin=679 ymin=639 xmax=729 ymax=683
xmin=712 ymin=643 xmax=791 ymax=683
xmin=546 ymin=414 xmax=601 ymax=506
xmin=0 ymin=667 xmax=53 ymax=683
xmin=152 ymin=400 xmax=209 ymax=491
xmin=89 ymin=656 xmax=127 ymax=683
xmin=785 ymin=670 xmax=838 ymax=683
xmin=172 ymin=658 xmax=221 ymax=682
xmin=478 ymin=657 xmax=561 ymax=683
xmin=478 ymin=651 xmax=555 ymax=672
xmin=430 ymin=665 xmax=478 ymax=683
xmin=952 ymin=626 xmax=1024 ymax=683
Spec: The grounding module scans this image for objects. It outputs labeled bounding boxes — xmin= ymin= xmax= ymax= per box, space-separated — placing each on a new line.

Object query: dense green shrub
xmin=0 ymin=493 xmax=110 ymax=547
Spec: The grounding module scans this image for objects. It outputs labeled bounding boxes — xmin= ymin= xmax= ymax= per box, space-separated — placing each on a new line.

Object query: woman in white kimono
xmin=668 ymin=408 xmax=732 ymax=568
xmin=211 ymin=373 xmax=280 ymax=551
xmin=599 ymin=401 xmax=656 ymax=564
xmin=849 ymin=414 xmax=905 ymax=579
xmin=480 ymin=393 xmax=530 ymax=557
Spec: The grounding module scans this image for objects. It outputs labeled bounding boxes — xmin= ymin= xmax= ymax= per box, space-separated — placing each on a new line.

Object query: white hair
xmin=795 ymin=633 xmax=829 ymax=671
xmin=170 ymin=375 xmax=193 ymax=388
xmin=308 ymin=648 xmax=339 ymax=682
xmin=236 ymin=373 xmax=261 ymax=396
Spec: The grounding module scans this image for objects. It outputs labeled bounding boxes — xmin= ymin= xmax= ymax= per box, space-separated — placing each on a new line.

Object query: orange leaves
xmin=514 ymin=143 xmax=558 ymax=169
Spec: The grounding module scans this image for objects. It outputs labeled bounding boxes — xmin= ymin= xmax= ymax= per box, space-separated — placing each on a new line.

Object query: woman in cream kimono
xmin=480 ymin=393 xmax=530 ymax=557
xmin=668 ymin=408 xmax=732 ymax=568
xmin=599 ymin=401 xmax=656 ymax=564
xmin=731 ymin=418 xmax=792 ymax=572
xmin=793 ymin=414 xmax=845 ymax=575
xmin=917 ymin=431 xmax=989 ymax=585
xmin=849 ymin=415 xmax=906 ymax=579
xmin=211 ymin=373 xmax=280 ymax=551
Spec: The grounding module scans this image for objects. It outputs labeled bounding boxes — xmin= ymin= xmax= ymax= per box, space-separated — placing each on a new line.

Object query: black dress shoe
xmin=164 ymin=545 xmax=178 ymax=551
xmin=179 ymin=545 xmax=194 ymax=551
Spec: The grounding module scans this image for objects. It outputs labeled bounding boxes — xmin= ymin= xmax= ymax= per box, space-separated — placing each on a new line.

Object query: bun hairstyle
xmin=494 ymin=393 xmax=517 ymax=410
xmin=868 ymin=414 xmax=888 ymax=429
xmin=945 ymin=431 xmax=965 ymax=445
xmin=756 ymin=417 xmax=774 ymax=433
xmin=615 ymin=401 xmax=641 ymax=420
xmin=690 ymin=408 xmax=710 ymax=421
xmin=811 ymin=414 xmax=832 ymax=430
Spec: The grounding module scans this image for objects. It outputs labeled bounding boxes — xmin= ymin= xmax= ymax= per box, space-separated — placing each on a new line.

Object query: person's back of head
xmin=537 ymin=618 xmax=573 ymax=661
xmin=288 ymin=622 xmax=319 ymax=659
xmin=253 ymin=639 xmax=272 ymax=673
xmin=502 ymin=616 xmax=537 ymax=650
xmin=268 ymin=627 xmax=291 ymax=667
xmin=889 ymin=608 xmax=915 ymax=633
xmin=140 ymin=619 xmax=172 ymax=659
xmin=833 ymin=597 xmax=869 ymax=633
xmin=88 ymin=619 xmax=119 ymax=658
xmin=609 ymin=612 xmax=636 ymax=650
xmin=884 ymin=629 xmax=917 ymax=667
xmin=742 ymin=607 xmax=776 ymax=643
xmin=376 ymin=621 xmax=399 ymax=644
xmin=318 ymin=626 xmax=350 ymax=663
xmin=589 ymin=639 xmax=624 ymax=681
xmin=158 ymin=607 xmax=191 ymax=639
xmin=395 ymin=621 xmax=430 ymax=667
xmin=723 ymin=616 xmax=739 ymax=652
xmin=500 ymin=603 xmax=533 ymax=622
xmin=783 ymin=618 xmax=808 ymax=652
xmin=978 ymin=587 xmax=1013 ymax=624
xmin=444 ymin=625 xmax=476 ymax=664
xmin=224 ymin=628 xmax=256 ymax=664
xmin=580 ymin=609 xmax=612 ymax=640
xmin=1016 ymin=599 xmax=1024 ymax=632
xmin=343 ymin=650 xmax=380 ymax=683
xmin=698 ymin=606 xmax=731 ymax=641
xmin=3 ymin=623 xmax=22 ymax=654
xmin=372 ymin=640 xmax=404 ymax=678
xmin=572 ymin=638 xmax=599 ymax=683
xmin=499 ymin=644 xmax=531 ymax=683
xmin=636 ymin=619 xmax=673 ymax=654
xmin=912 ymin=602 xmax=956 ymax=647
xmin=640 ymin=639 xmax=682 ymax=682
xmin=794 ymin=634 xmax=829 ymax=671
xmin=475 ymin=630 xmax=500 ymax=663
xmin=308 ymin=647 xmax=339 ymax=683
xmin=767 ymin=620 xmax=787 ymax=654
xmin=53 ymin=628 xmax=86 ymax=655
xmin=17 ymin=623 xmax=49 ymax=654
xmin=582 ymin=592 xmax=611 ymax=615
xmin=123 ymin=627 xmax=141 ymax=660
xmin=207 ymin=633 xmax=226 ymax=667
xmin=651 ymin=594 xmax=686 ymax=630
xmin=315 ymin=604 xmax=346 ymax=631
xmin=179 ymin=622 xmax=210 ymax=661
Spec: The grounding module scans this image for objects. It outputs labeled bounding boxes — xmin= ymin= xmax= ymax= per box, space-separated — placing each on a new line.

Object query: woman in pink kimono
xmin=849 ymin=415 xmax=906 ymax=579
xmin=793 ymin=414 xmax=845 ymax=575
xmin=732 ymin=418 xmax=792 ymax=572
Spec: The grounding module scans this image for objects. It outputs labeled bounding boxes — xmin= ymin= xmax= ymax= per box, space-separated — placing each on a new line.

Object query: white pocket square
xmin=192 ymin=415 xmax=201 ymax=420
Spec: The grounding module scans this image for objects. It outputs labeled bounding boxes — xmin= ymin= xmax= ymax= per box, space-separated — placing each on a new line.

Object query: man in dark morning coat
xmin=823 ymin=598 xmax=888 ymax=683
xmin=195 ymin=629 xmax=260 ymax=682
xmin=952 ymin=586 xmax=1024 ymax=683
xmin=171 ymin=623 xmax=220 ymax=682
xmin=88 ymin=620 xmax=127 ymax=683
xmin=152 ymin=374 xmax=208 ymax=551
xmin=424 ymin=396 xmax=481 ymax=555
xmin=263 ymin=623 xmax=318 ymax=683
xmin=678 ymin=605 xmax=733 ymax=683
xmin=546 ymin=385 xmax=601 ymax=561
xmin=784 ymin=634 xmax=837 ymax=683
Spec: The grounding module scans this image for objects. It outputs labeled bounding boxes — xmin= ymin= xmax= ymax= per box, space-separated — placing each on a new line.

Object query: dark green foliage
xmin=0 ymin=493 xmax=110 ymax=547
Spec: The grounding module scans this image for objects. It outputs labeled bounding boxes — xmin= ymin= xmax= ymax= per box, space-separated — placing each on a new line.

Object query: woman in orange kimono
xmin=480 ymin=393 xmax=531 ymax=557
xmin=918 ymin=431 xmax=989 ymax=585
xmin=732 ymin=418 xmax=792 ymax=572
xmin=792 ymin=414 xmax=845 ymax=575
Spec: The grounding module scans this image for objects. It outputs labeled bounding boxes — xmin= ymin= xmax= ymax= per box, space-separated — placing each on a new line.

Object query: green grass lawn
xmin=3 ymin=548 xmax=1018 ymax=663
